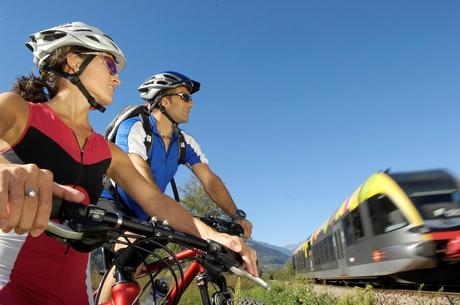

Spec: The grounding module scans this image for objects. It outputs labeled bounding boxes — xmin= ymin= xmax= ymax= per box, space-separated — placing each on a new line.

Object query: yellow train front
xmin=293 ymin=169 xmax=460 ymax=285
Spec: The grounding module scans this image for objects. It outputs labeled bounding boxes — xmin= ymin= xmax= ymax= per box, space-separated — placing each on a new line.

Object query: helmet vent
xmin=157 ymin=81 xmax=168 ymax=85
xmin=108 ymin=41 xmax=119 ymax=51
xmin=164 ymin=75 xmax=176 ymax=81
xmin=87 ymin=36 xmax=101 ymax=43
xmin=41 ymin=30 xmax=58 ymax=35
xmin=43 ymin=32 xmax=66 ymax=41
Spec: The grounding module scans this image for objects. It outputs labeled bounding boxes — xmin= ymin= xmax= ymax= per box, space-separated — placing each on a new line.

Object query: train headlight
xmin=372 ymin=249 xmax=386 ymax=262
xmin=446 ymin=237 xmax=460 ymax=260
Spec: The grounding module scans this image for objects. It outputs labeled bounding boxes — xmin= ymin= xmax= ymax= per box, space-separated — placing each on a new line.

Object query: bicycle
xmin=46 ymin=199 xmax=269 ymax=305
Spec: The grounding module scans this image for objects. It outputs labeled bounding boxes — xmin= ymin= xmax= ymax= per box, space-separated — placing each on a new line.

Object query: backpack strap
xmin=168 ymin=129 xmax=187 ymax=202
xmin=138 ymin=110 xmax=153 ymax=165
xmin=170 ymin=178 xmax=180 ymax=203
xmin=177 ymin=129 xmax=186 ymax=165
xmin=132 ymin=115 xmax=186 ymax=203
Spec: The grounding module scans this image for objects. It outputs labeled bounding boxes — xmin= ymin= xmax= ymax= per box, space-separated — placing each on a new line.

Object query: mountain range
xmin=91 ymin=240 xmax=293 ymax=274
xmin=245 ymin=240 xmax=291 ymax=271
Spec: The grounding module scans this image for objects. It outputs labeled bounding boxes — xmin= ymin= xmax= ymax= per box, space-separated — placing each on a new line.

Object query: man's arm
xmin=107 ymin=143 xmax=258 ymax=276
xmin=127 ymin=153 xmax=157 ymax=188
xmin=192 ymin=163 xmax=253 ymax=238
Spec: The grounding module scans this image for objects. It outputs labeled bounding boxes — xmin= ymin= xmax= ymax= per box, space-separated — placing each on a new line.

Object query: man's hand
xmin=207 ymin=230 xmax=258 ymax=277
xmin=234 ymin=218 xmax=253 ymax=239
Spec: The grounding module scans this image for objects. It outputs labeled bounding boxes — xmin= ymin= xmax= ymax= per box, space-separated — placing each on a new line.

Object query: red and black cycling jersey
xmin=0 ymin=102 xmax=111 ymax=305
xmin=2 ymin=102 xmax=111 ymax=203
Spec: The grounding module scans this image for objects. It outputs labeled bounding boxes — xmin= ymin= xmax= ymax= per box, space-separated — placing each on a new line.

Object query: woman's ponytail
xmin=11 ymin=73 xmax=51 ymax=103
xmin=11 ymin=45 xmax=89 ymax=103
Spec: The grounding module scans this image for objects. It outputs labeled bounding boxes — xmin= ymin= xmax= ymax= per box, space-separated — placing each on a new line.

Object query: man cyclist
xmin=103 ymin=71 xmax=253 ymax=236
xmin=98 ymin=72 xmax=255 ymax=303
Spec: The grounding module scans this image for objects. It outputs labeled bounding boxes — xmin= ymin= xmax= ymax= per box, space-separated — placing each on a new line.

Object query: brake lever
xmin=46 ymin=222 xmax=83 ymax=240
xmin=229 ymin=266 xmax=270 ymax=290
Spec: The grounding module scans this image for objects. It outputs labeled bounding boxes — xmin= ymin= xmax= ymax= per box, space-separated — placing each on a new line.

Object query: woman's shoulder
xmin=0 ymin=91 xmax=27 ymax=103
xmin=0 ymin=92 xmax=29 ymax=116
xmin=0 ymin=92 xmax=30 ymax=144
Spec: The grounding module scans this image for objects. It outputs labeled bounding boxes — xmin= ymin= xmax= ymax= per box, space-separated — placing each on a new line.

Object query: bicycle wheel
xmin=236 ymin=297 xmax=266 ymax=305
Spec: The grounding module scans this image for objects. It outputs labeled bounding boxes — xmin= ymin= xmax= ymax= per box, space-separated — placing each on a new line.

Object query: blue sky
xmin=1 ymin=1 xmax=460 ymax=247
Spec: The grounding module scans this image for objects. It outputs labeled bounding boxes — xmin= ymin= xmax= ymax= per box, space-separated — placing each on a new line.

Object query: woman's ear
xmin=65 ymin=53 xmax=81 ymax=74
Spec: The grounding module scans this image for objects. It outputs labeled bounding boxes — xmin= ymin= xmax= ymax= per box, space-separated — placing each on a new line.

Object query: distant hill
xmin=248 ymin=240 xmax=292 ymax=256
xmin=283 ymin=243 xmax=302 ymax=253
xmin=246 ymin=240 xmax=290 ymax=271
xmin=91 ymin=240 xmax=291 ymax=274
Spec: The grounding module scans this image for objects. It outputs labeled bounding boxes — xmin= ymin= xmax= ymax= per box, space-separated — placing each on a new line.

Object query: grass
xmin=92 ymin=256 xmax=448 ymax=305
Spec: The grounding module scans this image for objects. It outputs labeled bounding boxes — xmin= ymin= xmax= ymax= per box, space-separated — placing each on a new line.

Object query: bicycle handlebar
xmin=47 ymin=198 xmax=270 ymax=290
xmin=198 ymin=215 xmax=244 ymax=237
xmin=49 ymin=198 xmax=210 ymax=250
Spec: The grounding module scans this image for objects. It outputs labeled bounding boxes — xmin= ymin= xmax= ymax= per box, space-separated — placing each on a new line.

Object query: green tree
xmin=179 ymin=176 xmax=227 ymax=218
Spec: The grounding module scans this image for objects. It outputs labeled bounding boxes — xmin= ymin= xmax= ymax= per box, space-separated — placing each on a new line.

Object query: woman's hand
xmin=0 ymin=163 xmax=85 ymax=237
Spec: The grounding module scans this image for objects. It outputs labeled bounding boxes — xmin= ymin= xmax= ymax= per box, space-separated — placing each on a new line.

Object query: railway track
xmin=313 ymin=283 xmax=460 ymax=305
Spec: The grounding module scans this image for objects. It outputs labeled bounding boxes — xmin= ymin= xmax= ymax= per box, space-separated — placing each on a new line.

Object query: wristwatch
xmin=231 ymin=209 xmax=247 ymax=220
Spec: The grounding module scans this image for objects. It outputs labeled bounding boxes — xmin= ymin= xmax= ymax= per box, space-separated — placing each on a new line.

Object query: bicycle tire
xmin=236 ymin=297 xmax=267 ymax=305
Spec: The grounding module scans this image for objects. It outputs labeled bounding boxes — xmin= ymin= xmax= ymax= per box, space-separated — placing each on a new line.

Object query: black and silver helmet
xmin=138 ymin=71 xmax=200 ymax=107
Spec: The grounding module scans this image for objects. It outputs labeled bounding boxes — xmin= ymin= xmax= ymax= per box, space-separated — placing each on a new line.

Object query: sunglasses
xmin=161 ymin=92 xmax=193 ymax=103
xmin=80 ymin=52 xmax=118 ymax=75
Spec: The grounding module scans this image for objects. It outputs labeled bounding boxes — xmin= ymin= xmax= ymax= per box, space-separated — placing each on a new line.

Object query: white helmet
xmin=26 ymin=21 xmax=126 ymax=72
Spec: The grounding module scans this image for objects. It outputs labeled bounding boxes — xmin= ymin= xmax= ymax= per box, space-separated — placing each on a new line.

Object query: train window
xmin=368 ymin=194 xmax=408 ymax=235
xmin=317 ymin=242 xmax=322 ymax=265
xmin=343 ymin=208 xmax=364 ymax=245
xmin=334 ymin=230 xmax=344 ymax=259
xmin=320 ymin=240 xmax=325 ymax=264
xmin=351 ymin=209 xmax=364 ymax=239
xmin=312 ymin=244 xmax=319 ymax=265
xmin=328 ymin=235 xmax=336 ymax=262
xmin=410 ymin=190 xmax=460 ymax=220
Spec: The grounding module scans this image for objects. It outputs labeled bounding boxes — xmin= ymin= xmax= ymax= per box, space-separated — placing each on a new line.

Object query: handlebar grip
xmin=50 ymin=197 xmax=64 ymax=219
xmin=50 ymin=198 xmax=89 ymax=221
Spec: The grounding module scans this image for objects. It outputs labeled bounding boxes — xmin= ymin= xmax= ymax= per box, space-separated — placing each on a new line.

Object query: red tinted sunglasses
xmin=80 ymin=52 xmax=118 ymax=75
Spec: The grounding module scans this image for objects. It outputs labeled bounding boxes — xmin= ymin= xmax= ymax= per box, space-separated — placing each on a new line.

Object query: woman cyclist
xmin=0 ymin=21 xmax=257 ymax=305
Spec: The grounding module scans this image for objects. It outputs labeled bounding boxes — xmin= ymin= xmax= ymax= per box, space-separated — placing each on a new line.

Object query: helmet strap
xmin=158 ymin=104 xmax=178 ymax=126
xmin=44 ymin=55 xmax=106 ymax=113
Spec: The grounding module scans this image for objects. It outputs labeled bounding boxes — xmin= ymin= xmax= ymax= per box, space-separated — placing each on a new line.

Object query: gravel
xmin=313 ymin=284 xmax=460 ymax=305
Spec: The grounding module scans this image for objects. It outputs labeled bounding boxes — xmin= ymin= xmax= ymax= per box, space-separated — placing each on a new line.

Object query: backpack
xmin=104 ymin=104 xmax=185 ymax=202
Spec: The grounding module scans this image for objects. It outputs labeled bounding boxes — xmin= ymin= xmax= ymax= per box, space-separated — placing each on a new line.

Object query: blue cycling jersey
xmin=102 ymin=115 xmax=208 ymax=220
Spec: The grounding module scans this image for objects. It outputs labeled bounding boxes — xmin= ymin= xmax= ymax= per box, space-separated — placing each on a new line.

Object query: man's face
xmin=161 ymin=86 xmax=193 ymax=123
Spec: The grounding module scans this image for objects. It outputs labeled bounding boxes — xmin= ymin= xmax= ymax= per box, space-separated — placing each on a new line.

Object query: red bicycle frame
xmin=101 ymin=248 xmax=205 ymax=305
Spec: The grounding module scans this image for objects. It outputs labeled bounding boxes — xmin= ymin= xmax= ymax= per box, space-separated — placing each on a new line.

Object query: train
xmin=292 ymin=169 xmax=460 ymax=285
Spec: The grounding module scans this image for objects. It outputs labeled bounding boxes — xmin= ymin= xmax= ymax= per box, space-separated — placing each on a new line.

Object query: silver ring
xmin=25 ymin=188 xmax=38 ymax=199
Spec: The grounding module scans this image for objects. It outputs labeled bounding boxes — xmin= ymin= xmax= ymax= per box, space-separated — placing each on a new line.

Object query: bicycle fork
xmin=196 ymin=273 xmax=233 ymax=305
